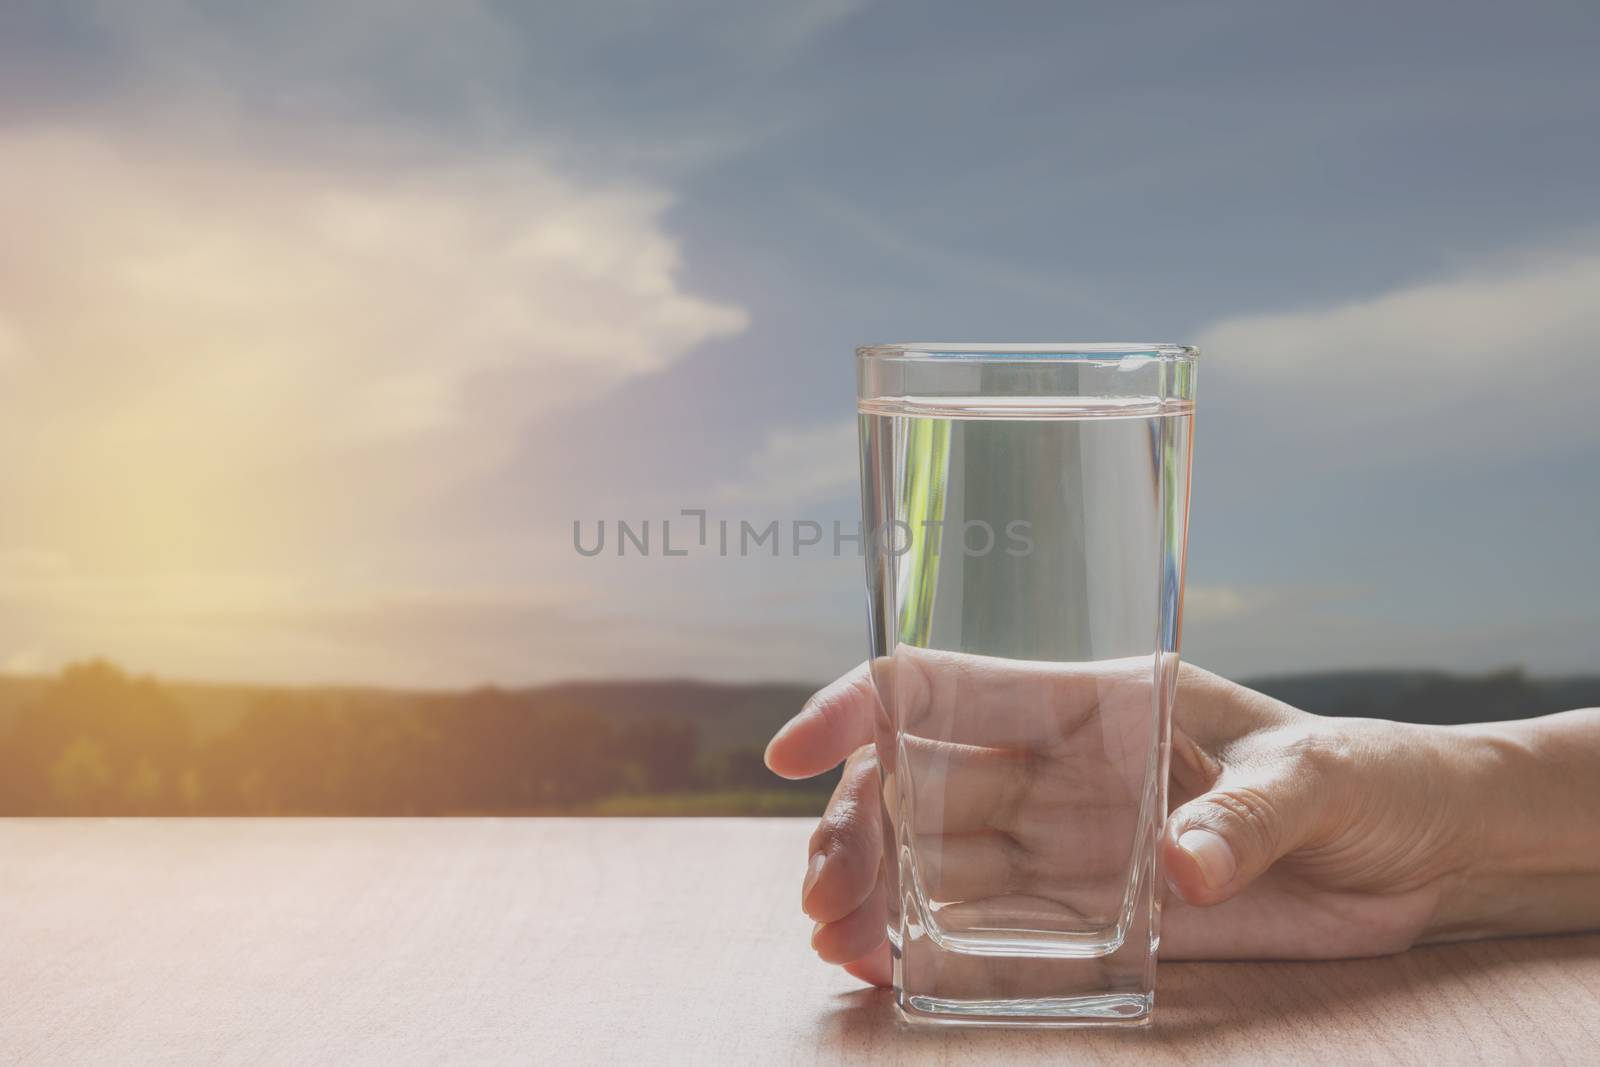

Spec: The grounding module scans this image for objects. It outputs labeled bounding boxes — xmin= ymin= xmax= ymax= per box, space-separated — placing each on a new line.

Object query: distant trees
xmin=1253 ymin=668 xmax=1566 ymax=726
xmin=10 ymin=660 xmax=1572 ymax=816
xmin=705 ymin=745 xmax=782 ymax=791
xmin=623 ymin=718 xmax=701 ymax=793
xmin=3 ymin=661 xmax=193 ymax=815
xmin=0 ymin=662 xmax=815 ymax=815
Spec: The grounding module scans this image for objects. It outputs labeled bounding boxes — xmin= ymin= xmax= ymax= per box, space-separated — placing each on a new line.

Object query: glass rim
xmin=856 ymin=342 xmax=1197 ymax=364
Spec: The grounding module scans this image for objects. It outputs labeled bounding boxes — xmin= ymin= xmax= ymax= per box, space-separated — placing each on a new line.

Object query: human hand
xmin=765 ymin=656 xmax=1489 ymax=985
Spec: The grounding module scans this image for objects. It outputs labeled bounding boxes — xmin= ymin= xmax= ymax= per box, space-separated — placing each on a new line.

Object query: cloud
xmin=0 ymin=123 xmax=745 ymax=440
xmin=1197 ymin=246 xmax=1600 ymax=459
xmin=0 ymin=124 xmax=746 ymax=568
xmin=716 ymin=418 xmax=858 ymax=507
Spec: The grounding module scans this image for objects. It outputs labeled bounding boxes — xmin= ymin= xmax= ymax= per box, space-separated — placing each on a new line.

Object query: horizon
xmin=3 ymin=657 xmax=1596 ymax=697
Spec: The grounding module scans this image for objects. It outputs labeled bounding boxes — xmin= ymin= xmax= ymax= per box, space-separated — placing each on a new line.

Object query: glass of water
xmin=857 ymin=343 xmax=1196 ymax=1027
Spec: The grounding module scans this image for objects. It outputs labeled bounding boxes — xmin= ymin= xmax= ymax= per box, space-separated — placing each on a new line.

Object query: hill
xmin=1 ymin=662 xmax=1594 ymax=817
xmin=1247 ymin=669 xmax=1600 ymax=725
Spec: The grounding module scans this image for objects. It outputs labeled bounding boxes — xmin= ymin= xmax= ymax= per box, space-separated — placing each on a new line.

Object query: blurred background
xmin=1 ymin=1 xmax=1597 ymax=815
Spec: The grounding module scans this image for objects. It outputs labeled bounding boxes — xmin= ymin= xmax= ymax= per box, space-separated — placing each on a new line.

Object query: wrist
xmin=1419 ymin=722 xmax=1525 ymax=941
xmin=1423 ymin=714 xmax=1600 ymax=942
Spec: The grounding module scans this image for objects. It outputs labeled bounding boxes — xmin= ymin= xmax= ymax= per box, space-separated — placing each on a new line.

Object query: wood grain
xmin=2 ymin=819 xmax=1596 ymax=1064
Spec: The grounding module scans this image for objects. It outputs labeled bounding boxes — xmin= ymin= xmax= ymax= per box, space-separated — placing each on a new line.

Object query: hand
xmin=765 ymin=657 xmax=1487 ymax=985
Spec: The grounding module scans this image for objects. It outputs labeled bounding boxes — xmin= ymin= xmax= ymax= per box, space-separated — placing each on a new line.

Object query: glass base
xmin=896 ymin=990 xmax=1154 ymax=1029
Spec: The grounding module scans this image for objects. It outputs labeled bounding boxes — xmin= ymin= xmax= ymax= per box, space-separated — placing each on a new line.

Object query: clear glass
xmin=856 ymin=342 xmax=1196 ymax=1027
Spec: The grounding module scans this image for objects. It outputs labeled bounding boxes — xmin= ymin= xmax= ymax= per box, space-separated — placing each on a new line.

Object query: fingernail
xmin=810 ymin=921 xmax=824 ymax=949
xmin=1178 ymin=829 xmax=1237 ymax=889
xmin=802 ymin=851 xmax=827 ymax=906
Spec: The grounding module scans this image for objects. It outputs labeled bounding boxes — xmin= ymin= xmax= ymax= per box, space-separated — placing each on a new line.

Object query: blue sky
xmin=0 ymin=1 xmax=1596 ymax=685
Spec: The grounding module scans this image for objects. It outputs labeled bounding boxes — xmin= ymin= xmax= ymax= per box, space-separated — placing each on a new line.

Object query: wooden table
xmin=3 ymin=819 xmax=1597 ymax=1064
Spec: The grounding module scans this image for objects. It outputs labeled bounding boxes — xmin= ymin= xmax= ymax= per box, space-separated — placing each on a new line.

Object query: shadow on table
xmin=810 ymin=934 xmax=1600 ymax=1054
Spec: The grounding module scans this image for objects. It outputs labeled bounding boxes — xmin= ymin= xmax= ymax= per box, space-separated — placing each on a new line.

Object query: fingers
xmin=895 ymin=648 xmax=1154 ymax=750
xmin=804 ymin=746 xmax=892 ymax=983
xmin=811 ymin=867 xmax=888 ymax=964
xmin=840 ymin=941 xmax=892 ymax=987
xmin=776 ymin=651 xmax=1157 ymax=777
xmin=776 ymin=655 xmax=1281 ymax=785
xmin=913 ymin=821 xmax=1138 ymax=913
xmin=1160 ymin=872 xmax=1434 ymax=960
xmin=766 ymin=663 xmax=878 ymax=779
xmin=899 ymin=736 xmax=1032 ymax=834
xmin=1163 ymin=734 xmax=1336 ymax=907
xmin=802 ymin=747 xmax=883 ymax=924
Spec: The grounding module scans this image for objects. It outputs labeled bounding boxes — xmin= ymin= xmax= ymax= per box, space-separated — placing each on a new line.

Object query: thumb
xmin=1162 ymin=758 xmax=1330 ymax=906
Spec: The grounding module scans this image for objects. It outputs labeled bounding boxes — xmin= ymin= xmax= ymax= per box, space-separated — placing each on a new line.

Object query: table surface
xmin=3 ymin=819 xmax=1597 ymax=1065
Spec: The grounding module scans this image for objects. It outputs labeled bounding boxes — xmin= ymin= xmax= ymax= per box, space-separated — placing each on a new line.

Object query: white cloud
xmin=1198 ymin=247 xmax=1600 ymax=458
xmin=0 ymin=125 xmax=746 ymax=565
xmin=717 ymin=418 xmax=858 ymax=507
xmin=0 ymin=124 xmax=744 ymax=445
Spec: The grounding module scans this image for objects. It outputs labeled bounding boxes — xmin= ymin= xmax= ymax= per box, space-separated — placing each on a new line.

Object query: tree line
xmin=0 ymin=661 xmax=828 ymax=815
xmin=4 ymin=659 xmax=1593 ymax=816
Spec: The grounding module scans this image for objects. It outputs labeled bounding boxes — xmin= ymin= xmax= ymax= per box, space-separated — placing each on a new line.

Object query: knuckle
xmin=805 ymin=678 xmax=870 ymax=738
xmin=809 ymin=666 xmax=873 ymax=713
xmin=802 ymin=687 xmax=842 ymax=727
xmin=1204 ymin=785 xmax=1283 ymax=857
xmin=1306 ymin=722 xmax=1359 ymax=781
xmin=1264 ymin=723 xmax=1353 ymax=811
xmin=809 ymin=814 xmax=856 ymax=858
xmin=811 ymin=781 xmax=877 ymax=859
xmin=1279 ymin=726 xmax=1335 ymax=774
xmin=1234 ymin=720 xmax=1343 ymax=782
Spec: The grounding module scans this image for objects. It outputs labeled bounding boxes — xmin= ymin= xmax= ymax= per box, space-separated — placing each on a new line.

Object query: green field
xmin=582 ymin=790 xmax=830 ymax=817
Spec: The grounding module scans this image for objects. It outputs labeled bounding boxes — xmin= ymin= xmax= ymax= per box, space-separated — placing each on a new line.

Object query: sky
xmin=0 ymin=0 xmax=1597 ymax=687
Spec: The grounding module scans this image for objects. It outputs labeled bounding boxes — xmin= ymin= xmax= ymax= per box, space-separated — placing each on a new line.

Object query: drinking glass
xmin=856 ymin=343 xmax=1197 ymax=1026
